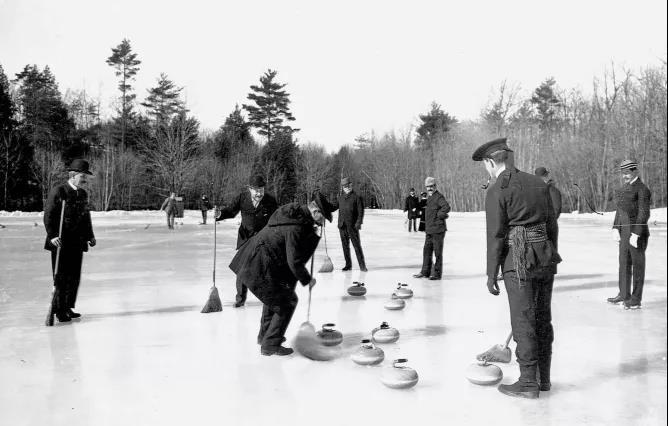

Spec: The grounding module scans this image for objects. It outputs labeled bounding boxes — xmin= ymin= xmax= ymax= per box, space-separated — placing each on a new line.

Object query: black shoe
xmin=234 ymin=302 xmax=245 ymax=308
xmin=360 ymin=266 xmax=368 ymax=272
xmin=607 ymin=295 xmax=625 ymax=304
xmin=413 ymin=273 xmax=428 ymax=278
xmin=498 ymin=381 xmax=539 ymax=399
xmin=428 ymin=275 xmax=441 ymax=280
xmin=540 ymin=382 xmax=551 ymax=392
xmin=56 ymin=312 xmax=71 ymax=323
xmin=67 ymin=309 xmax=81 ymax=319
xmin=261 ymin=345 xmax=294 ymax=356
xmin=341 ymin=266 xmax=352 ymax=271
xmin=624 ymin=299 xmax=641 ymax=310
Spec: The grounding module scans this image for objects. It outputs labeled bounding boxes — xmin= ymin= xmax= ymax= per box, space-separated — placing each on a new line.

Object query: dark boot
xmin=67 ymin=309 xmax=81 ymax=319
xmin=498 ymin=381 xmax=540 ymax=399
xmin=538 ymin=355 xmax=551 ymax=392
xmin=56 ymin=310 xmax=71 ymax=323
xmin=607 ymin=295 xmax=625 ymax=304
xmin=261 ymin=345 xmax=294 ymax=356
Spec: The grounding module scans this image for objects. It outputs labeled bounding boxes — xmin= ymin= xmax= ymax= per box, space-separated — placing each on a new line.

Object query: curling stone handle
xmin=393 ymin=358 xmax=408 ymax=367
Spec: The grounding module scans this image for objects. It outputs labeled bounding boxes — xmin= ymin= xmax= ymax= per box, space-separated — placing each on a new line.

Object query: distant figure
xmin=413 ymin=177 xmax=450 ymax=280
xmin=535 ymin=167 xmax=562 ymax=250
xmin=332 ymin=177 xmax=367 ymax=272
xmin=43 ymin=159 xmax=96 ymax=322
xmin=417 ymin=191 xmax=428 ymax=232
xmin=403 ymin=188 xmax=420 ymax=232
xmin=198 ymin=194 xmax=211 ymax=225
xmin=216 ymin=175 xmax=278 ymax=307
xmin=160 ymin=192 xmax=177 ymax=229
xmin=607 ymin=160 xmax=651 ymax=310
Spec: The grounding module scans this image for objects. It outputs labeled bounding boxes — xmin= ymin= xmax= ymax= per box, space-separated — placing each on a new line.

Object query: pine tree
xmin=530 ymin=77 xmax=562 ymax=131
xmin=214 ymin=105 xmax=255 ymax=161
xmin=243 ymin=69 xmax=298 ymax=143
xmin=415 ymin=102 xmax=457 ymax=150
xmin=106 ymin=39 xmax=141 ymax=148
xmin=253 ymin=129 xmax=299 ymax=203
xmin=141 ymin=73 xmax=185 ymax=127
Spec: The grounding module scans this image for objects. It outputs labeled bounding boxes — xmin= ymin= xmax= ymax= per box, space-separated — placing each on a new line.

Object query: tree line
xmin=0 ymin=39 xmax=666 ymax=213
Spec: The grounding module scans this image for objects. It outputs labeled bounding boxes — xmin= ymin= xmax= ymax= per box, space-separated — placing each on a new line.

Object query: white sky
xmin=1 ymin=0 xmax=666 ymax=151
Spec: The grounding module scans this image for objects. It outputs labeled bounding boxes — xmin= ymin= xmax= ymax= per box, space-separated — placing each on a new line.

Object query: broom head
xmin=318 ymin=256 xmax=334 ymax=273
xmin=201 ymin=285 xmax=223 ymax=313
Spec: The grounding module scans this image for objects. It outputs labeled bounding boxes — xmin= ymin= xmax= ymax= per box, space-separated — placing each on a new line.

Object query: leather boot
xmin=538 ymin=355 xmax=551 ymax=391
xmin=498 ymin=381 xmax=540 ymax=399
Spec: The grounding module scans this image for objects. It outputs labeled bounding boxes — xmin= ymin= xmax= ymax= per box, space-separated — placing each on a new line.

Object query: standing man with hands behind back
xmin=413 ymin=177 xmax=450 ymax=280
xmin=333 ymin=177 xmax=367 ymax=272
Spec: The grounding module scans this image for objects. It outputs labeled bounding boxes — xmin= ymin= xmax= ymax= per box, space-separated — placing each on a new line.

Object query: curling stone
xmin=351 ymin=339 xmax=385 ymax=365
xmin=371 ymin=322 xmax=400 ymax=344
xmin=465 ymin=361 xmax=503 ymax=385
xmin=394 ymin=283 xmax=413 ymax=299
xmin=384 ymin=294 xmax=406 ymax=311
xmin=381 ymin=359 xmax=419 ymax=389
xmin=317 ymin=323 xmax=343 ymax=346
xmin=347 ymin=281 xmax=367 ymax=296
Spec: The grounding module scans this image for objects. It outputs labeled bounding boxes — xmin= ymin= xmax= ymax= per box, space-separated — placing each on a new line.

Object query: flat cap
xmin=472 ymin=138 xmax=513 ymax=161
xmin=534 ymin=167 xmax=549 ymax=177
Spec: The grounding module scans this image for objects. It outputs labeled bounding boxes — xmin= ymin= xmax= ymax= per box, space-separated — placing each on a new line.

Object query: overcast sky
xmin=1 ymin=0 xmax=666 ymax=151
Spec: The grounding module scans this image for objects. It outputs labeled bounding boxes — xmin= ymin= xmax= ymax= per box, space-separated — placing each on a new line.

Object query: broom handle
xmin=53 ymin=200 xmax=66 ymax=279
xmin=323 ymin=223 xmax=328 ymax=255
xmin=212 ymin=205 xmax=217 ymax=287
xmin=307 ymin=254 xmax=314 ymax=322
xmin=504 ymin=330 xmax=513 ymax=348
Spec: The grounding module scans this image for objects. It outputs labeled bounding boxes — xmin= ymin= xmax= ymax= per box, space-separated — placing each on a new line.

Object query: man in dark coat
xmin=229 ymin=193 xmax=335 ymax=356
xmin=473 ymin=138 xmax=560 ymax=399
xmin=607 ymin=160 xmax=651 ymax=310
xmin=413 ymin=177 xmax=451 ymax=280
xmin=43 ymin=159 xmax=96 ymax=322
xmin=417 ymin=191 xmax=428 ymax=232
xmin=403 ymin=188 xmax=420 ymax=232
xmin=160 ymin=192 xmax=177 ymax=229
xmin=216 ymin=175 xmax=278 ymax=307
xmin=535 ymin=167 xmax=562 ymax=250
xmin=198 ymin=194 xmax=211 ymax=225
xmin=332 ymin=177 xmax=367 ymax=272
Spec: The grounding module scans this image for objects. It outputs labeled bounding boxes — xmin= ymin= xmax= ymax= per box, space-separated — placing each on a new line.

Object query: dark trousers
xmin=408 ymin=217 xmax=417 ymax=232
xmin=618 ymin=236 xmax=648 ymax=302
xmin=235 ymin=275 xmax=248 ymax=304
xmin=166 ymin=211 xmax=175 ymax=228
xmin=256 ymin=285 xmax=298 ymax=348
xmin=339 ymin=226 xmax=366 ymax=269
xmin=50 ymin=248 xmax=84 ymax=313
xmin=503 ymin=269 xmax=554 ymax=386
xmin=201 ymin=210 xmax=207 ymax=224
xmin=420 ymin=232 xmax=445 ymax=278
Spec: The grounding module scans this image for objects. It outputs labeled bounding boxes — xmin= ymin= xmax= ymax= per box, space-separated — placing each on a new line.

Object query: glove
xmin=486 ymin=276 xmax=500 ymax=296
xmin=308 ymin=278 xmax=317 ymax=290
xmin=88 ymin=238 xmax=96 ymax=247
xmin=612 ymin=229 xmax=620 ymax=243
xmin=630 ymin=233 xmax=639 ymax=248
xmin=50 ymin=237 xmax=62 ymax=248
xmin=355 ymin=223 xmax=362 ymax=231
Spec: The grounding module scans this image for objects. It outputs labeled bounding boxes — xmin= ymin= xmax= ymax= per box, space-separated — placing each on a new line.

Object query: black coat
xmin=43 ymin=183 xmax=95 ymax=252
xmin=485 ymin=168 xmax=559 ymax=278
xmin=546 ymin=180 xmax=562 ymax=219
xmin=404 ymin=195 xmax=420 ymax=219
xmin=333 ymin=190 xmax=364 ymax=229
xmin=198 ymin=196 xmax=211 ymax=211
xmin=613 ymin=178 xmax=651 ymax=239
xmin=229 ymin=203 xmax=320 ymax=301
xmin=217 ymin=191 xmax=278 ymax=249
xmin=424 ymin=190 xmax=451 ymax=234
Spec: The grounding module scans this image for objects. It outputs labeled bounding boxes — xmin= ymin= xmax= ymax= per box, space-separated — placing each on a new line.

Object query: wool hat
xmin=472 ymin=138 xmax=513 ymax=161
xmin=620 ymin=159 xmax=638 ymax=171
xmin=425 ymin=177 xmax=436 ymax=187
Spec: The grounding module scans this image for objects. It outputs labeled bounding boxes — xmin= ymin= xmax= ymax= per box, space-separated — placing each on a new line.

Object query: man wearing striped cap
xmin=607 ymin=160 xmax=652 ymax=310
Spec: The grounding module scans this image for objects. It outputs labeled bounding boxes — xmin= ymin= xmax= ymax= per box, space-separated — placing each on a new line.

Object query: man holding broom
xmin=44 ymin=159 xmax=96 ymax=323
xmin=229 ymin=192 xmax=335 ymax=356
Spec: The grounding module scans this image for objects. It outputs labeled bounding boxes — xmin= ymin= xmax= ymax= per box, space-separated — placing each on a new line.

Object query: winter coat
xmin=333 ymin=190 xmax=364 ymax=229
xmin=418 ymin=197 xmax=427 ymax=232
xmin=613 ymin=178 xmax=651 ymax=239
xmin=161 ymin=197 xmax=177 ymax=214
xmin=546 ymin=180 xmax=562 ymax=219
xmin=216 ymin=191 xmax=278 ymax=249
xmin=43 ymin=183 xmax=95 ymax=252
xmin=229 ymin=203 xmax=320 ymax=302
xmin=404 ymin=195 xmax=420 ymax=219
xmin=198 ymin=197 xmax=211 ymax=211
xmin=424 ymin=190 xmax=451 ymax=234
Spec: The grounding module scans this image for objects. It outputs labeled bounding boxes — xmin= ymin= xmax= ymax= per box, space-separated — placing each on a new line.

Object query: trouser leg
xmin=421 ymin=233 xmax=434 ymax=275
xmin=258 ymin=303 xmax=273 ymax=343
xmin=261 ymin=289 xmax=298 ymax=348
xmin=236 ymin=274 xmax=248 ymax=304
xmin=201 ymin=210 xmax=207 ymax=224
xmin=618 ymin=241 xmax=632 ymax=299
xmin=348 ymin=227 xmax=366 ymax=269
xmin=339 ymin=228 xmax=352 ymax=267
xmin=534 ymin=271 xmax=554 ymax=385
xmin=432 ymin=232 xmax=445 ymax=278
xmin=630 ymin=237 xmax=648 ymax=303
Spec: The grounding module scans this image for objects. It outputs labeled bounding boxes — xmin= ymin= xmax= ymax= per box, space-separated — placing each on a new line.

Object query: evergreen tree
xmin=415 ymin=102 xmax=457 ymax=150
xmin=253 ymin=129 xmax=299 ymax=203
xmin=141 ymin=73 xmax=185 ymax=126
xmin=214 ymin=105 xmax=255 ymax=161
xmin=243 ymin=69 xmax=298 ymax=143
xmin=530 ymin=77 xmax=562 ymax=131
xmin=106 ymin=39 xmax=141 ymax=148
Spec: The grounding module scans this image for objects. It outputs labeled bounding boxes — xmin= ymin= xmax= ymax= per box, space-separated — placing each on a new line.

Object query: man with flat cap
xmin=332 ymin=177 xmax=367 ymax=272
xmin=413 ymin=177 xmax=451 ymax=280
xmin=473 ymin=138 xmax=560 ymax=399
xmin=43 ymin=159 xmax=96 ymax=322
xmin=229 ymin=192 xmax=335 ymax=356
xmin=216 ymin=175 xmax=278 ymax=307
xmin=607 ymin=160 xmax=651 ymax=310
xmin=535 ymin=167 xmax=562 ymax=249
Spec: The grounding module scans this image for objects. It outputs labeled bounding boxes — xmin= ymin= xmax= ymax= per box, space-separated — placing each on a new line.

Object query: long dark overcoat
xmin=43 ymin=183 xmax=95 ymax=252
xmin=218 ymin=191 xmax=278 ymax=249
xmin=423 ymin=190 xmax=451 ymax=234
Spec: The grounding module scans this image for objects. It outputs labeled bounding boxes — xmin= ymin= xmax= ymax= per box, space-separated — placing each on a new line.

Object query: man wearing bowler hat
xmin=229 ymin=192 xmax=335 ymax=356
xmin=216 ymin=175 xmax=278 ymax=307
xmin=43 ymin=159 xmax=96 ymax=322
xmin=332 ymin=177 xmax=367 ymax=272
xmin=607 ymin=160 xmax=651 ymax=310
xmin=473 ymin=138 xmax=560 ymax=399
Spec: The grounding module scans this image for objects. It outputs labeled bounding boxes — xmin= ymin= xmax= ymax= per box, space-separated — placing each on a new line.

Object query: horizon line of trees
xmin=0 ymin=39 xmax=666 ymax=213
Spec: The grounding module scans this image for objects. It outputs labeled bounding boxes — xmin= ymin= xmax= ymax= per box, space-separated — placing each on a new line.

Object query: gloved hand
xmin=88 ymin=237 xmax=96 ymax=247
xmin=612 ymin=229 xmax=621 ymax=242
xmin=630 ymin=233 xmax=639 ymax=248
xmin=50 ymin=237 xmax=61 ymax=248
xmin=308 ymin=278 xmax=317 ymax=290
xmin=355 ymin=223 xmax=362 ymax=231
xmin=487 ymin=276 xmax=500 ymax=296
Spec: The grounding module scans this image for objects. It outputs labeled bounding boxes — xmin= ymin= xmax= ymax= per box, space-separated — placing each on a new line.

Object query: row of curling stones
xmin=384 ymin=283 xmax=413 ymax=310
xmin=316 ymin=321 xmax=400 ymax=348
xmin=350 ymin=344 xmax=418 ymax=389
xmin=350 ymin=321 xmax=401 ymax=365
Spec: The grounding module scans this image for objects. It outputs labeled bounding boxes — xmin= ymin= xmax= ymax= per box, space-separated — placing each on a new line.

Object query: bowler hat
xmin=67 ymin=159 xmax=93 ymax=175
xmin=312 ymin=192 xmax=334 ymax=222
xmin=248 ymin=175 xmax=266 ymax=188
xmin=424 ymin=177 xmax=436 ymax=186
xmin=341 ymin=177 xmax=352 ymax=186
xmin=534 ymin=167 xmax=549 ymax=177
xmin=472 ymin=138 xmax=513 ymax=161
xmin=620 ymin=159 xmax=638 ymax=171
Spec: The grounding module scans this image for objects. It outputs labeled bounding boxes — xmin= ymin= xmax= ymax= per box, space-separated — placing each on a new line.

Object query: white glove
xmin=630 ymin=233 xmax=639 ymax=248
xmin=50 ymin=237 xmax=62 ymax=247
xmin=612 ymin=229 xmax=620 ymax=243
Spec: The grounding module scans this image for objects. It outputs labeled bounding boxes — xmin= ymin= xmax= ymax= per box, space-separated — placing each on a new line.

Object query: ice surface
xmin=0 ymin=209 xmax=666 ymax=426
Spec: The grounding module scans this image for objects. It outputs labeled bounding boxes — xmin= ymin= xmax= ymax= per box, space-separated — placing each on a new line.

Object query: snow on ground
xmin=0 ymin=209 xmax=666 ymax=426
